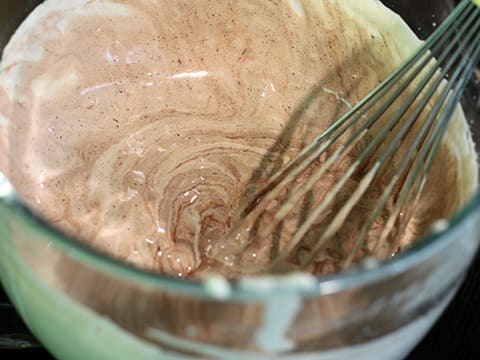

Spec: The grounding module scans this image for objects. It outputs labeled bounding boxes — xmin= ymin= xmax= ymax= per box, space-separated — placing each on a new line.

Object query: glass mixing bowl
xmin=0 ymin=1 xmax=479 ymax=359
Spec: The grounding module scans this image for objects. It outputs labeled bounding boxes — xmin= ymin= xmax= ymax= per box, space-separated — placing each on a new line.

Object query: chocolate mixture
xmin=0 ymin=0 xmax=477 ymax=278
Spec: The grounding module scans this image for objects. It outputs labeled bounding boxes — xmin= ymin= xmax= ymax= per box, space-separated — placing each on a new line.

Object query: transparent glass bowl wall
xmin=0 ymin=1 xmax=479 ymax=359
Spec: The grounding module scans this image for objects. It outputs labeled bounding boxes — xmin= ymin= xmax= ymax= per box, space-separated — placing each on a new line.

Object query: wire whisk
xmin=212 ymin=0 xmax=480 ymax=276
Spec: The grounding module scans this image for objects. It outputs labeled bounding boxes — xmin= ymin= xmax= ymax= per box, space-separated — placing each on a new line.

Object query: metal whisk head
xmin=213 ymin=0 xmax=480 ymax=276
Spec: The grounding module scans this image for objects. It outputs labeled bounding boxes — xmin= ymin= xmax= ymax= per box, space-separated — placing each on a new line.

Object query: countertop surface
xmin=1 ymin=250 xmax=479 ymax=360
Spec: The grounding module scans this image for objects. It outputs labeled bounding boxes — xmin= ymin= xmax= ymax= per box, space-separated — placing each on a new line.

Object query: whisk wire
xmin=216 ymin=0 xmax=480 ymax=274
xmin=247 ymin=2 xmax=474 ymax=228
xmin=265 ymin=2 xmax=480 ymax=265
xmin=344 ymin=37 xmax=480 ymax=266
xmin=240 ymin=0 xmax=474 ymax=220
xmin=350 ymin=28 xmax=480 ymax=265
xmin=375 ymin=41 xmax=480 ymax=252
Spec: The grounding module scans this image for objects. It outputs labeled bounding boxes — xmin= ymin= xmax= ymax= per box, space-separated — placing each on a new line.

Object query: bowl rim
xmin=1 ymin=173 xmax=479 ymax=300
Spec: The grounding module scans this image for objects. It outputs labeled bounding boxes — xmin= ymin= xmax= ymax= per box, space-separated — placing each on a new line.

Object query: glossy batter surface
xmin=0 ymin=0 xmax=477 ymax=278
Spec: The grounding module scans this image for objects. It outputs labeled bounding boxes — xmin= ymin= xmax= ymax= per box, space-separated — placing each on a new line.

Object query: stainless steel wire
xmin=215 ymin=0 xmax=480 ymax=274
